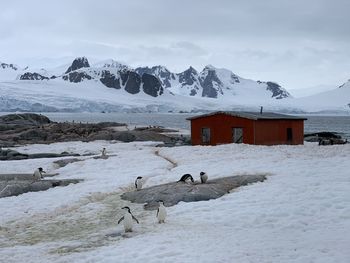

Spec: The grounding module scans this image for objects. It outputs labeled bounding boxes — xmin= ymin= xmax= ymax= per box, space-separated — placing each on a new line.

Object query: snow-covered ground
xmin=0 ymin=140 xmax=349 ymax=262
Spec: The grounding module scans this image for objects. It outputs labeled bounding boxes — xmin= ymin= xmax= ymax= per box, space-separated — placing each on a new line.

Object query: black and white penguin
xmin=200 ymin=171 xmax=208 ymax=184
xmin=156 ymin=200 xmax=167 ymax=224
xmin=135 ymin=176 xmax=143 ymax=190
xmin=177 ymin=173 xmax=194 ymax=183
xmin=118 ymin=206 xmax=139 ymax=232
xmin=101 ymin=147 xmax=107 ymax=157
xmin=33 ymin=167 xmax=46 ymax=180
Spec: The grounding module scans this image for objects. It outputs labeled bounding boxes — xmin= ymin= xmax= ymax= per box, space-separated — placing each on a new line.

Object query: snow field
xmin=0 ymin=141 xmax=349 ymax=262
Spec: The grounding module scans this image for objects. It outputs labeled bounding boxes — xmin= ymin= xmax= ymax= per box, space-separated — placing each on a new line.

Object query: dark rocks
xmin=178 ymin=66 xmax=198 ymax=87
xmin=0 ymin=113 xmax=186 ymax=148
xmin=19 ymin=72 xmax=49 ymax=80
xmin=0 ymin=173 xmax=58 ymax=180
xmin=62 ymin=71 xmax=92 ymax=83
xmin=136 ymin=66 xmax=175 ymax=89
xmin=200 ymin=67 xmax=222 ymax=98
xmin=266 ymin=82 xmax=290 ymax=99
xmin=121 ymin=174 xmax=267 ymax=209
xmin=142 ymin=73 xmax=164 ymax=97
xmin=0 ymin=148 xmax=80 ymax=161
xmin=1 ymin=62 xmax=18 ymax=70
xmin=65 ymin=57 xmax=90 ymax=74
xmin=0 ymin=113 xmax=51 ymax=128
xmin=304 ymin=131 xmax=348 ymax=144
xmin=0 ymin=149 xmax=28 ymax=160
xmin=0 ymin=179 xmax=82 ymax=198
xmin=124 ymin=71 xmax=141 ymax=94
xmin=100 ymin=70 xmax=121 ymax=89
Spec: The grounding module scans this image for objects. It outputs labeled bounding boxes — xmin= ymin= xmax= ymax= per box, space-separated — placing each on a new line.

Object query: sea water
xmin=42 ymin=113 xmax=350 ymax=140
xmin=1 ymin=112 xmax=349 ymax=139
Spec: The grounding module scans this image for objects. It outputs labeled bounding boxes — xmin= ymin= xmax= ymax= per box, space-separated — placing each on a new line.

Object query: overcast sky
xmin=1 ymin=0 xmax=349 ymax=92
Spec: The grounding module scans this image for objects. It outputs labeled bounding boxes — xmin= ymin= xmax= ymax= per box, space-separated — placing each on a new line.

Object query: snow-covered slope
xmin=289 ymin=80 xmax=350 ymax=113
xmin=0 ymin=141 xmax=349 ymax=262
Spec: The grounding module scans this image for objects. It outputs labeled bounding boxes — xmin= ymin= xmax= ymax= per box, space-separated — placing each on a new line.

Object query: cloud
xmin=0 ymin=0 xmax=350 ymax=90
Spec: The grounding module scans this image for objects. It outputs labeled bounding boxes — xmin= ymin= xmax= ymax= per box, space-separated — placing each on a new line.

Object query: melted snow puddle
xmin=0 ymin=185 xmax=155 ymax=255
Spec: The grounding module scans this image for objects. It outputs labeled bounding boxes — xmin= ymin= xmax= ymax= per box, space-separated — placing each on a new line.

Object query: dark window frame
xmin=201 ymin=127 xmax=211 ymax=144
xmin=232 ymin=127 xmax=243 ymax=143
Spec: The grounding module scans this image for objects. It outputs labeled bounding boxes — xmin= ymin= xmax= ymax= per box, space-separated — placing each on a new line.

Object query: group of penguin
xmin=32 ymin=149 xmax=208 ymax=234
xmin=118 ymin=171 xmax=208 ymax=233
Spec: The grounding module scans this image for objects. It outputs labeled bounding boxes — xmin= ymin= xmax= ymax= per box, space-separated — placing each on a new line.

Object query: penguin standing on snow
xmin=101 ymin=147 xmax=107 ymax=157
xmin=200 ymin=171 xmax=208 ymax=184
xmin=135 ymin=176 xmax=143 ymax=190
xmin=156 ymin=200 xmax=167 ymax=224
xmin=118 ymin=206 xmax=139 ymax=232
xmin=33 ymin=167 xmax=46 ymax=181
xmin=177 ymin=173 xmax=194 ymax=183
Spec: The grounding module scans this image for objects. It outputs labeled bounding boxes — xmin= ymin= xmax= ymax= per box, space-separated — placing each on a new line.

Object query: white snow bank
xmin=0 ymin=141 xmax=349 ymax=263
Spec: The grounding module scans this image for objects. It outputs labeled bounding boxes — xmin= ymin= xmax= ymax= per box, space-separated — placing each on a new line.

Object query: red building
xmin=187 ymin=111 xmax=307 ymax=146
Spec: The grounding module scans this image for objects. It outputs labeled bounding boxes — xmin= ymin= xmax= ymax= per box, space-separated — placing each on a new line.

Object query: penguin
xmin=118 ymin=206 xmax=139 ymax=232
xmin=101 ymin=147 xmax=107 ymax=157
xmin=33 ymin=167 xmax=46 ymax=181
xmin=156 ymin=200 xmax=167 ymax=224
xmin=177 ymin=173 xmax=194 ymax=183
xmin=135 ymin=176 xmax=143 ymax=191
xmin=200 ymin=171 xmax=208 ymax=184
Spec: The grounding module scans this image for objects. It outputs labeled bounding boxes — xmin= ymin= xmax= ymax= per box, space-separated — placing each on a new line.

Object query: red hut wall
xmin=254 ymin=120 xmax=304 ymax=145
xmin=190 ymin=114 xmax=305 ymax=145
xmin=190 ymin=113 xmax=255 ymax=145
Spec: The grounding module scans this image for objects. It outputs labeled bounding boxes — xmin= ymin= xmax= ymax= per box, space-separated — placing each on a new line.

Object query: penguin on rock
xmin=177 ymin=174 xmax=194 ymax=183
xmin=33 ymin=167 xmax=46 ymax=181
xmin=200 ymin=171 xmax=208 ymax=184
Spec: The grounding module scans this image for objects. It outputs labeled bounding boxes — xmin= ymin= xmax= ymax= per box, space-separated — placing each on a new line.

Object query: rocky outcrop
xmin=0 ymin=179 xmax=82 ymax=198
xmin=266 ymin=82 xmax=290 ymax=99
xmin=124 ymin=71 xmax=141 ymax=94
xmin=19 ymin=72 xmax=49 ymax=80
xmin=178 ymin=66 xmax=198 ymax=86
xmin=142 ymin=73 xmax=164 ymax=97
xmin=62 ymin=71 xmax=92 ymax=83
xmin=0 ymin=113 xmax=51 ymax=129
xmin=304 ymin=131 xmax=348 ymax=144
xmin=121 ymin=174 xmax=267 ymax=209
xmin=0 ymin=113 xmax=187 ymax=148
xmin=100 ymin=70 xmax=121 ymax=89
xmin=136 ymin=66 xmax=175 ymax=88
xmin=0 ymin=148 xmax=80 ymax=161
xmin=200 ymin=67 xmax=222 ymax=98
xmin=1 ymin=62 xmax=18 ymax=70
xmin=65 ymin=57 xmax=90 ymax=74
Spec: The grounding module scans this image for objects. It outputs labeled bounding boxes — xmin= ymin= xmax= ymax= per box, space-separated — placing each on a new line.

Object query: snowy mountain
xmin=135 ymin=64 xmax=290 ymax=99
xmin=0 ymin=57 xmax=349 ymax=113
xmin=287 ymin=79 xmax=350 ymax=113
xmin=0 ymin=61 xmax=23 ymax=80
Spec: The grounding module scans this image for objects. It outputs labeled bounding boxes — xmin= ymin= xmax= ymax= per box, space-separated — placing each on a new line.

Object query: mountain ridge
xmin=0 ymin=57 xmax=349 ymax=114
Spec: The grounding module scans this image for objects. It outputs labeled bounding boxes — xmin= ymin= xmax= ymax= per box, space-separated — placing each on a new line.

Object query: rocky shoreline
xmin=0 ymin=113 xmax=190 ymax=149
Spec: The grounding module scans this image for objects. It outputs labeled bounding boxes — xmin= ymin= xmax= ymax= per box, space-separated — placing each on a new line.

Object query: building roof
xmin=186 ymin=111 xmax=307 ymax=121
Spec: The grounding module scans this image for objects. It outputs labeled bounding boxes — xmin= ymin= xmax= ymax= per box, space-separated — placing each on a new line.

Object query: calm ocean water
xmin=1 ymin=112 xmax=349 ymax=139
xmin=42 ymin=113 xmax=350 ymax=140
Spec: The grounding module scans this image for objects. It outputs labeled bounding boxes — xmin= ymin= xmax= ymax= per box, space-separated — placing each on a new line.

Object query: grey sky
xmin=1 ymin=0 xmax=349 ymax=92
